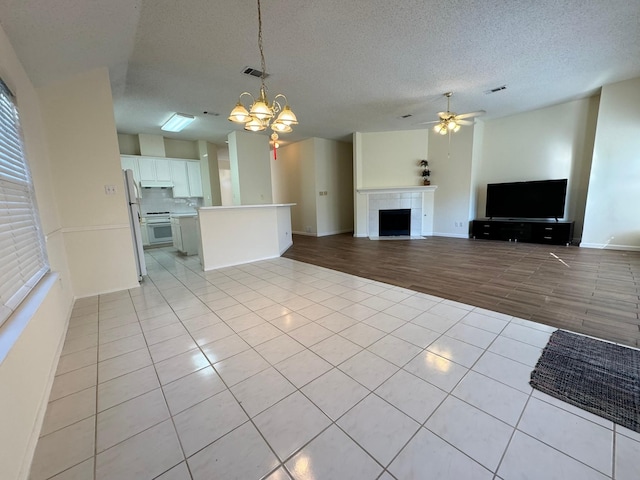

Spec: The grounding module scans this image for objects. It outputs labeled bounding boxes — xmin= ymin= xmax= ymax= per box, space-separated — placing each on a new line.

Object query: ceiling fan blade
xmin=417 ymin=120 xmax=441 ymax=125
xmin=455 ymin=110 xmax=486 ymax=120
xmin=456 ymin=120 xmax=474 ymax=126
xmin=437 ymin=111 xmax=451 ymax=119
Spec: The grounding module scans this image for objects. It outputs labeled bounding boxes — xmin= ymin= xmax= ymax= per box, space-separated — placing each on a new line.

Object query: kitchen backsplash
xmin=140 ymin=187 xmax=202 ymax=215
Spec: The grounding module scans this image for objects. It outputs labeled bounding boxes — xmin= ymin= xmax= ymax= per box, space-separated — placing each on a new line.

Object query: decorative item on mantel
xmin=419 ymin=159 xmax=431 ymax=185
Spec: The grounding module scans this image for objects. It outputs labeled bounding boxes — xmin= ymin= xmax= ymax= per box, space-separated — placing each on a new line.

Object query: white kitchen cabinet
xmin=170 ymin=160 xmax=190 ymax=197
xmin=155 ymin=158 xmax=172 ymax=181
xmin=138 ymin=157 xmax=173 ymax=186
xmin=170 ymin=160 xmax=203 ymax=198
xmin=138 ymin=157 xmax=156 ymax=181
xmin=121 ymin=155 xmax=140 ymax=181
xmin=171 ymin=215 xmax=198 ymax=255
xmin=187 ymin=161 xmax=203 ymax=197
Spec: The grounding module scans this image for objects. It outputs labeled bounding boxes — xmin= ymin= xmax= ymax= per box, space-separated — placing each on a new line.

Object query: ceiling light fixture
xmin=161 ymin=113 xmax=195 ymax=132
xmin=434 ymin=93 xmax=462 ymax=135
xmin=228 ymin=0 xmax=298 ymax=133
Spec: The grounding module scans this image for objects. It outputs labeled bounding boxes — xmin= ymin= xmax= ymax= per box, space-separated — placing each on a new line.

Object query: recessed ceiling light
xmin=161 ymin=113 xmax=195 ymax=132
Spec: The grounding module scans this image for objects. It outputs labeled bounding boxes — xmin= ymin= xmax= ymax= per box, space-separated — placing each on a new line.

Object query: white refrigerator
xmin=124 ymin=169 xmax=147 ymax=280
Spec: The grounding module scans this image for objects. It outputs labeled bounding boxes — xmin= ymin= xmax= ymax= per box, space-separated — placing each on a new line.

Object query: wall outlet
xmin=305 ymin=226 xmax=312 ymax=233
xmin=104 ymin=185 xmax=117 ymax=195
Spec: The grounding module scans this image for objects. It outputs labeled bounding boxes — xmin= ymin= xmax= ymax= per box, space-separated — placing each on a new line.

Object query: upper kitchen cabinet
xmin=171 ymin=160 xmax=203 ymax=198
xmin=170 ymin=160 xmax=189 ymax=197
xmin=138 ymin=157 xmax=173 ymax=187
xmin=121 ymin=155 xmax=141 ymax=186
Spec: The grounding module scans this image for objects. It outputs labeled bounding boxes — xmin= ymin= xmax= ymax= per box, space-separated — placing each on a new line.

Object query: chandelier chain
xmin=257 ymin=0 xmax=266 ymax=83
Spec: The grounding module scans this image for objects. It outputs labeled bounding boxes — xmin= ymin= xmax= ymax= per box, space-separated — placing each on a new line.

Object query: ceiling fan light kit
xmin=425 ymin=92 xmax=485 ymax=136
xmin=228 ymin=0 xmax=298 ymax=134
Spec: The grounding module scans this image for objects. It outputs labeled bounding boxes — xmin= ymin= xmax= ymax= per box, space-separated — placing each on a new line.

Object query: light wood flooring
xmin=283 ymin=234 xmax=640 ymax=348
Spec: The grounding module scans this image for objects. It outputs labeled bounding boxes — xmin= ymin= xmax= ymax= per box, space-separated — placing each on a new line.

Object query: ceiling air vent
xmin=399 ymin=114 xmax=413 ymax=119
xmin=242 ymin=66 xmax=269 ymax=79
xmin=485 ymin=85 xmax=507 ymax=94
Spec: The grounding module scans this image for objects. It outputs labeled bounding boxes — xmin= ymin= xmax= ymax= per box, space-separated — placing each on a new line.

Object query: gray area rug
xmin=530 ymin=330 xmax=640 ymax=433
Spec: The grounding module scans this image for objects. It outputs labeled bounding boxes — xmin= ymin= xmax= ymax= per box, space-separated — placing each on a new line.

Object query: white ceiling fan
xmin=420 ymin=92 xmax=485 ymax=135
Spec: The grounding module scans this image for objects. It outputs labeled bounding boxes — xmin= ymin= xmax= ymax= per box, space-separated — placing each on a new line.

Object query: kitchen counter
xmin=170 ymin=213 xmax=197 ymax=218
xmin=198 ymin=204 xmax=295 ymax=270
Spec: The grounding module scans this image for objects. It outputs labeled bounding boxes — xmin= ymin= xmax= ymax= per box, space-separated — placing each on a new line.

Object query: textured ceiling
xmin=2 ymin=0 xmax=640 ymax=146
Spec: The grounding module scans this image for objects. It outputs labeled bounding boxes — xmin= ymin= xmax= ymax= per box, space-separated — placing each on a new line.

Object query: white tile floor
xmin=29 ymin=248 xmax=640 ymax=480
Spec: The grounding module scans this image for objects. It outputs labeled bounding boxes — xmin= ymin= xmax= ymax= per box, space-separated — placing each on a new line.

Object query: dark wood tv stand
xmin=471 ymin=219 xmax=574 ymax=245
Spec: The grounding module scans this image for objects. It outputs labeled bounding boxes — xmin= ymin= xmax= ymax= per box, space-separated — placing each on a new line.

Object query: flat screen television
xmin=485 ymin=179 xmax=568 ymax=219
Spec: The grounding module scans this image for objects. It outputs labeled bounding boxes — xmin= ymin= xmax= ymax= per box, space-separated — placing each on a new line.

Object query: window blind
xmin=0 ymin=79 xmax=49 ymax=327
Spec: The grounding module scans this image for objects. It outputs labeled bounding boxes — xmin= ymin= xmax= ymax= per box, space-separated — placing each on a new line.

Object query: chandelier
xmin=228 ymin=0 xmax=298 ymax=133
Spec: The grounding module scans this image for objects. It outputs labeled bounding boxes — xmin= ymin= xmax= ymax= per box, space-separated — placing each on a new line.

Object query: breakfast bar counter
xmin=197 ymin=204 xmax=295 ymax=271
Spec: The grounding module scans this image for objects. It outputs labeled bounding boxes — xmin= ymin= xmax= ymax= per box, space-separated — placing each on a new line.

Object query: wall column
xmin=228 ymin=131 xmax=272 ymax=205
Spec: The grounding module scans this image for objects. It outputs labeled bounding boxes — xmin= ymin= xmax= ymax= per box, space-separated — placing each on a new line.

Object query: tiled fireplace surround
xmin=359 ymin=187 xmax=437 ymax=238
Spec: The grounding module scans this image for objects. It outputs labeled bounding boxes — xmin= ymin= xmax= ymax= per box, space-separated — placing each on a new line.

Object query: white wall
xmin=0 ymin=24 xmax=74 ymax=480
xmin=358 ymin=130 xmax=429 ymax=187
xmin=216 ymin=147 xmax=232 ymax=206
xmin=582 ymin=77 xmax=640 ymax=250
xmin=117 ymin=133 xmax=140 ymax=155
xmin=272 ymin=138 xmax=353 ymax=236
xmin=197 ymin=140 xmax=222 ymax=206
xmin=38 ymin=68 xmax=140 ymax=297
xmin=428 ymin=126 xmax=475 ymax=237
xmin=315 ymin=138 xmax=354 ymax=236
xmin=165 ymin=137 xmax=199 ymax=159
xmin=228 ymin=131 xmax=273 ymax=205
xmin=273 ymin=139 xmax=316 ymax=234
xmin=474 ymin=97 xmax=599 ymax=241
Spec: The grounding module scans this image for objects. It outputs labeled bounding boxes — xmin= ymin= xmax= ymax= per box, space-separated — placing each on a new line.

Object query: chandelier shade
xmin=228 ymin=0 xmax=298 ymax=134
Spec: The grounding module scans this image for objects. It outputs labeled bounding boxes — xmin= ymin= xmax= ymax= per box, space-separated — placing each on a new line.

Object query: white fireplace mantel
xmin=356 ymin=186 xmax=437 ymax=238
xmin=357 ymin=186 xmax=438 ymax=195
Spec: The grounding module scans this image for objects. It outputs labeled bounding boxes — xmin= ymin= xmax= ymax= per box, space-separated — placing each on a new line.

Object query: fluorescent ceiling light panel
xmin=161 ymin=113 xmax=195 ymax=132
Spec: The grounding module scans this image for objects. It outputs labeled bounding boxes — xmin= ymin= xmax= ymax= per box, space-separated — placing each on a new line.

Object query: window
xmin=0 ymin=78 xmax=49 ymax=327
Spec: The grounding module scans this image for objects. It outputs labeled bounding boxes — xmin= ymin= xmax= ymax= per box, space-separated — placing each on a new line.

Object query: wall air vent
xmin=484 ymin=85 xmax=507 ymax=94
xmin=242 ymin=66 xmax=269 ymax=79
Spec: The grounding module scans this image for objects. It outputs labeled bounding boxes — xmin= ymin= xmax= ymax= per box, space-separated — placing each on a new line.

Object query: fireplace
xmin=379 ymin=209 xmax=411 ymax=236
xmin=356 ymin=186 xmax=437 ymax=238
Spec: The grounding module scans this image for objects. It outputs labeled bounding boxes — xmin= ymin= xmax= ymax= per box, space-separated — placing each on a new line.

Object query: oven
xmin=145 ymin=212 xmax=172 ymax=245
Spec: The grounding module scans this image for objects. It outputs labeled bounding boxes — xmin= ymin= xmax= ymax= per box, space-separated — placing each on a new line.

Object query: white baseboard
xmin=317 ymin=229 xmax=353 ymax=237
xmin=202 ymin=254 xmax=282 ymax=271
xmin=579 ymin=242 xmax=640 ymax=252
xmin=279 ymin=240 xmax=294 ymax=255
xmin=293 ymin=229 xmax=353 ymax=237
xmin=432 ymin=232 xmax=469 ymax=239
xmin=353 ymin=233 xmax=368 ymax=238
